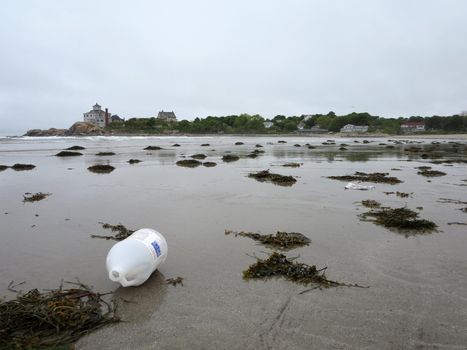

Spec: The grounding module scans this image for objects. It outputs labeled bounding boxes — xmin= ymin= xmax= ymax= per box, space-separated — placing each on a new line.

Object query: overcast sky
xmin=1 ymin=0 xmax=467 ymax=133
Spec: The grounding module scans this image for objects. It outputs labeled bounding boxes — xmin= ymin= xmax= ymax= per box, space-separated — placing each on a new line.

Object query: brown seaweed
xmin=225 ymin=230 xmax=310 ymax=250
xmin=23 ymin=192 xmax=51 ymax=203
xmin=191 ymin=154 xmax=207 ymax=160
xmin=144 ymin=146 xmax=163 ymax=150
xmin=243 ymin=252 xmax=366 ymax=290
xmin=327 ymin=172 xmax=402 ymax=185
xmin=248 ymin=170 xmax=296 ymax=186
xmin=360 ymin=207 xmax=437 ymax=233
xmin=87 ymin=165 xmax=115 ymax=174
xmin=222 ymin=154 xmax=240 ymax=162
xmin=361 ymin=200 xmax=381 ymax=208
xmin=91 ymin=223 xmax=135 ymax=240
xmin=176 ymin=159 xmax=202 ymax=167
xmin=417 ymin=169 xmax=446 ymax=177
xmin=166 ymin=277 xmax=184 ymax=287
xmin=10 ymin=163 xmax=36 ymax=170
xmin=282 ymin=162 xmax=302 ymax=168
xmin=56 ymin=151 xmax=83 ymax=157
xmin=0 ymin=281 xmax=118 ymax=350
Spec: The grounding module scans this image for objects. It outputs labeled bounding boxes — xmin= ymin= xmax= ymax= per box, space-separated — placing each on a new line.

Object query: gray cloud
xmin=1 ymin=0 xmax=467 ymax=133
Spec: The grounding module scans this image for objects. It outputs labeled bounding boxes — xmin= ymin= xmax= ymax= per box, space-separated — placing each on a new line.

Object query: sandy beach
xmin=1 ymin=135 xmax=466 ymax=349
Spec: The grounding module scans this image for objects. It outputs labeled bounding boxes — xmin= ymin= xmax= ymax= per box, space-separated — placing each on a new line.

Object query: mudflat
xmin=1 ymin=135 xmax=466 ymax=350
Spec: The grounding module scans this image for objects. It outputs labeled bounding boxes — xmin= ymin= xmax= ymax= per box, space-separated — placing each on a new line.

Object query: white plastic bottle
xmin=106 ymin=228 xmax=168 ymax=287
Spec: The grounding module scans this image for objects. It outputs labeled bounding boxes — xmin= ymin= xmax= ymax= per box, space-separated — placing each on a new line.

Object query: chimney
xmin=105 ymin=108 xmax=109 ymax=127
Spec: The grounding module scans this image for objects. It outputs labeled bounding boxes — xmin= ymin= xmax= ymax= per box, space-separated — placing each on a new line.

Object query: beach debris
xmin=248 ymin=170 xmax=296 ymax=186
xmin=345 ymin=182 xmax=376 ymax=191
xmin=166 ymin=277 xmax=184 ymax=287
xmin=201 ymin=143 xmax=210 ymax=146
xmin=144 ymin=146 xmax=163 ymax=150
xmin=383 ymin=191 xmax=412 ymax=198
xmin=23 ymin=192 xmax=51 ymax=203
xmin=328 ymin=172 xmax=402 ymax=185
xmin=10 ymin=163 xmax=36 ymax=171
xmin=225 ymin=230 xmax=310 ymax=249
xmin=222 ymin=154 xmax=240 ymax=162
xmin=282 ymin=162 xmax=302 ymax=168
xmin=66 ymin=145 xmax=86 ymax=150
xmin=55 ymin=151 xmax=83 ymax=157
xmin=361 ymin=200 xmax=381 ymax=208
xmin=243 ymin=252 xmax=366 ymax=290
xmin=202 ymin=161 xmax=217 ymax=167
xmin=359 ymin=206 xmax=437 ymax=233
xmin=96 ymin=152 xmax=116 ymax=156
xmin=176 ymin=159 xmax=202 ymax=168
xmin=0 ymin=281 xmax=118 ymax=350
xmin=190 ymin=153 xmax=207 ymax=160
xmin=235 ymin=142 xmax=244 ymax=145
xmin=127 ymin=159 xmax=142 ymax=164
xmin=447 ymin=222 xmax=467 ymax=226
xmin=172 ymin=143 xmax=181 ymax=147
xmin=91 ymin=223 xmax=135 ymax=240
xmin=437 ymin=198 xmax=467 ymax=205
xmin=87 ymin=165 xmax=115 ymax=174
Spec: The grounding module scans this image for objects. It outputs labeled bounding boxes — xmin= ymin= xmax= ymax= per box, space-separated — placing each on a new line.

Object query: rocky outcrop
xmin=25 ymin=128 xmax=68 ymax=136
xmin=67 ymin=122 xmax=105 ymax=136
xmin=24 ymin=122 xmax=106 ymax=137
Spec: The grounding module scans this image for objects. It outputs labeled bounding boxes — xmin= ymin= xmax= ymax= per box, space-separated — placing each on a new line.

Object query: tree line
xmin=106 ymin=112 xmax=467 ymax=134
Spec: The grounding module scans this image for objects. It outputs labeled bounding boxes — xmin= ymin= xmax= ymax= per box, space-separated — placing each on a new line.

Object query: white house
xmin=340 ymin=124 xmax=369 ymax=133
xmin=400 ymin=122 xmax=425 ymax=133
xmin=264 ymin=121 xmax=274 ymax=129
xmin=83 ymin=103 xmax=110 ymax=128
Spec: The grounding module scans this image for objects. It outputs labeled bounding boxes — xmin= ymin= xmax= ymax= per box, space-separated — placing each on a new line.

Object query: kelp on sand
xmin=360 ymin=206 xmax=437 ymax=233
xmin=23 ymin=192 xmax=51 ymax=203
xmin=91 ymin=223 xmax=135 ymax=241
xmin=0 ymin=281 xmax=118 ymax=350
xmin=225 ymin=230 xmax=310 ymax=250
xmin=248 ymin=170 xmax=296 ymax=186
xmin=328 ymin=172 xmax=402 ymax=185
xmin=243 ymin=252 xmax=367 ymax=291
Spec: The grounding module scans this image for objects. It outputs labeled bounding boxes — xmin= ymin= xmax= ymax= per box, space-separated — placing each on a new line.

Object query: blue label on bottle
xmin=151 ymin=241 xmax=161 ymax=257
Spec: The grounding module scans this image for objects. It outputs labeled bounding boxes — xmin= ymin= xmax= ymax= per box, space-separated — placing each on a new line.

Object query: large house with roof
xmin=83 ymin=103 xmax=111 ymax=128
xmin=400 ymin=122 xmax=425 ymax=133
xmin=157 ymin=110 xmax=177 ymax=122
xmin=340 ymin=124 xmax=369 ymax=133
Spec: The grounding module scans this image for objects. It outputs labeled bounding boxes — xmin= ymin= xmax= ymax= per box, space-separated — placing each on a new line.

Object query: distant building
xmin=340 ymin=124 xmax=369 ymax=133
xmin=83 ymin=103 xmax=110 ymax=128
xmin=111 ymin=114 xmax=124 ymax=122
xmin=297 ymin=124 xmax=327 ymax=134
xmin=400 ymin=122 xmax=425 ymax=133
xmin=157 ymin=110 xmax=177 ymax=122
xmin=264 ymin=121 xmax=274 ymax=129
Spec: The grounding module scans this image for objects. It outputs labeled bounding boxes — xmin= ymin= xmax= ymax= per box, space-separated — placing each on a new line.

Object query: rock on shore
xmin=25 ymin=122 xmax=106 ymax=136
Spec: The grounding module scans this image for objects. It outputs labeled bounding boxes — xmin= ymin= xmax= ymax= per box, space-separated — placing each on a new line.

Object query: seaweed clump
xmin=10 ymin=163 xmax=36 ymax=171
xmin=0 ymin=282 xmax=118 ymax=350
xmin=243 ymin=252 xmax=355 ymax=289
xmin=176 ymin=159 xmax=201 ymax=168
xmin=127 ymin=159 xmax=142 ymax=164
xmin=66 ymin=145 xmax=85 ymax=150
xmin=417 ymin=168 xmax=446 ymax=177
xmin=96 ymin=152 xmax=115 ymax=156
xmin=191 ymin=154 xmax=207 ymax=160
xmin=166 ymin=277 xmax=184 ymax=287
xmin=360 ymin=207 xmax=437 ymax=233
xmin=327 ymin=172 xmax=402 ymax=185
xmin=248 ymin=170 xmax=296 ymax=186
xmin=23 ymin=192 xmax=51 ymax=203
xmin=56 ymin=151 xmax=83 ymax=157
xmin=222 ymin=154 xmax=240 ymax=162
xmin=91 ymin=223 xmax=134 ymax=240
xmin=203 ymin=161 xmax=217 ymax=167
xmin=235 ymin=142 xmax=244 ymax=145
xmin=225 ymin=230 xmax=310 ymax=250
xmin=282 ymin=162 xmax=302 ymax=168
xmin=361 ymin=200 xmax=381 ymax=208
xmin=87 ymin=165 xmax=115 ymax=174
xmin=144 ymin=146 xmax=163 ymax=150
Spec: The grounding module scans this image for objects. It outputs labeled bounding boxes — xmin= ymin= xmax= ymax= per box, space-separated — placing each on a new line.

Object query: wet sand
xmin=1 ymin=136 xmax=466 ymax=349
